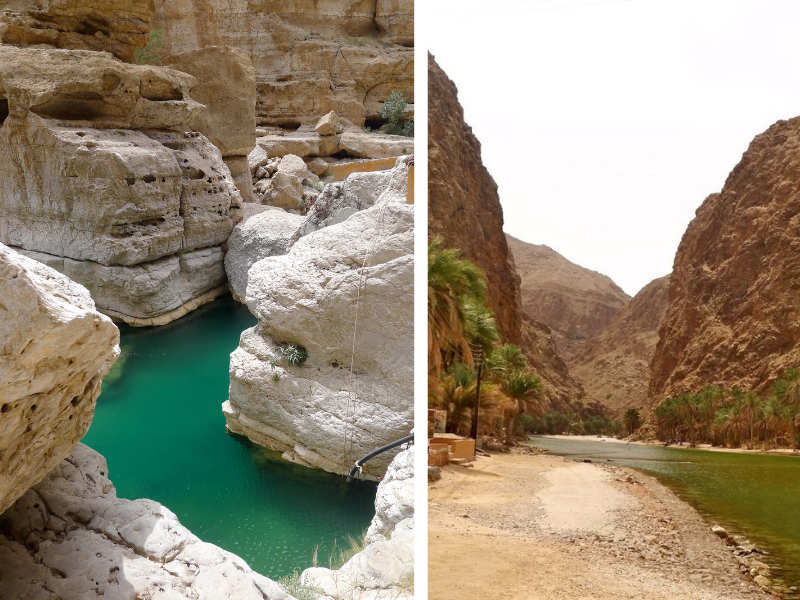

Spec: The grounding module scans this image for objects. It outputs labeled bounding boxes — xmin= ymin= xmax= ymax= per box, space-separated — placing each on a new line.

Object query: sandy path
xmin=429 ymin=452 xmax=772 ymax=600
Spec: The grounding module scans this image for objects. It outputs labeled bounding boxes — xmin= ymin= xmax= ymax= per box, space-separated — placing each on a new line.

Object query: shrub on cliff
xmin=380 ymin=91 xmax=414 ymax=137
xmin=134 ymin=30 xmax=164 ymax=65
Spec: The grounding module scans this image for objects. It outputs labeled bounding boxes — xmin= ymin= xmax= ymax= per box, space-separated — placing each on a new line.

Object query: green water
xmin=530 ymin=435 xmax=800 ymax=592
xmin=82 ymin=296 xmax=378 ymax=579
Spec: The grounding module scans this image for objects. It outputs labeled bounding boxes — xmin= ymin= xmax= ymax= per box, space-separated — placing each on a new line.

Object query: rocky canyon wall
xmin=153 ymin=0 xmax=414 ymax=128
xmin=650 ymin=118 xmax=800 ymax=400
xmin=0 ymin=45 xmax=244 ymax=326
xmin=428 ymin=53 xmax=522 ymax=344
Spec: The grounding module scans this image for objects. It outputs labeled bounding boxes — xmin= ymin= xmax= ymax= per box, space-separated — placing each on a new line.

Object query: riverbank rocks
xmin=0 ymin=444 xmax=290 ymax=600
xmin=154 ymin=0 xmax=413 ymax=128
xmin=302 ymin=446 xmax=414 ymax=599
xmin=0 ymin=244 xmax=119 ymax=516
xmin=224 ymin=158 xmax=413 ymax=476
xmin=0 ymin=45 xmax=243 ymax=327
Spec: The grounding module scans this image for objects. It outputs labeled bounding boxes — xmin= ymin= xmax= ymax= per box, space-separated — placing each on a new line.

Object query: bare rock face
xmin=0 ymin=0 xmax=154 ymax=62
xmin=507 ymin=235 xmax=630 ymax=358
xmin=0 ymin=244 xmax=119 ymax=516
xmin=571 ymin=275 xmax=670 ymax=416
xmin=428 ymin=53 xmax=522 ymax=344
xmin=302 ymin=445 xmax=414 ymax=600
xmin=0 ymin=444 xmax=290 ymax=600
xmin=0 ymin=45 xmax=243 ymax=326
xmin=651 ymin=117 xmax=800 ymax=400
xmin=154 ymin=0 xmax=414 ymax=128
xmin=161 ymin=46 xmax=257 ymax=158
xmin=519 ymin=314 xmax=585 ymax=413
xmin=225 ymin=160 xmax=413 ymax=476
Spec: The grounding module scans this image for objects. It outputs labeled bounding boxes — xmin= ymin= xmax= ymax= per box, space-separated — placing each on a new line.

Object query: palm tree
xmin=623 ymin=408 xmax=642 ymax=436
xmin=501 ymin=369 xmax=543 ymax=446
xmin=428 ymin=237 xmax=487 ymax=377
xmin=735 ymin=389 xmax=762 ymax=449
xmin=783 ymin=368 xmax=800 ymax=449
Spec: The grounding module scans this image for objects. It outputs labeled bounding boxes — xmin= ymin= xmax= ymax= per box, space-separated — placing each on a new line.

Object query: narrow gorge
xmin=1 ymin=1 xmax=415 ymax=598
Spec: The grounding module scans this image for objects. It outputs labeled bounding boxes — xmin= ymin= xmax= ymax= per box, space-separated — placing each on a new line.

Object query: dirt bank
xmin=429 ymin=451 xmax=772 ymax=600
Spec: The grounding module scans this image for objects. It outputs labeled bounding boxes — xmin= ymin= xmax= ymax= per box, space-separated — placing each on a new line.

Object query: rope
xmin=341 ymin=158 xmax=412 ymax=474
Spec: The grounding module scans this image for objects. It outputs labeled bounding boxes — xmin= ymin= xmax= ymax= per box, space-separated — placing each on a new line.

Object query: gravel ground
xmin=429 ymin=450 xmax=774 ymax=600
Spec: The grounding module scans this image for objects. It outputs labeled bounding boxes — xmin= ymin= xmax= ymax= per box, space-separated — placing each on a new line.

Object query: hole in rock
xmin=125 ymin=177 xmax=135 ymax=186
xmin=279 ymin=121 xmax=302 ymax=131
xmin=364 ymin=118 xmax=387 ymax=130
xmin=76 ymin=132 xmax=87 ymax=137
xmin=30 ymin=404 xmax=36 ymax=412
xmin=32 ymin=93 xmax=106 ymax=121
xmin=0 ymin=99 xmax=8 ymax=127
xmin=1 ymin=403 xmax=12 ymax=413
xmin=143 ymin=175 xmax=157 ymax=184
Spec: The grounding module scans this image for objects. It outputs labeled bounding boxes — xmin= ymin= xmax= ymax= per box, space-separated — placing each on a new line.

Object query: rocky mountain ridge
xmin=507 ymin=235 xmax=630 ymax=358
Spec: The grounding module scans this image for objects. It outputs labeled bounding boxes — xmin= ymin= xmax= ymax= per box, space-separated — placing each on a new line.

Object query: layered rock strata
xmin=154 ymin=0 xmax=414 ymax=127
xmin=651 ymin=117 xmax=800 ymax=399
xmin=0 ymin=244 xmax=120 ymax=516
xmin=428 ymin=53 xmax=522 ymax=344
xmin=571 ymin=275 xmax=670 ymax=415
xmin=0 ymin=444 xmax=290 ymax=600
xmin=303 ymin=445 xmax=414 ymax=599
xmin=0 ymin=45 xmax=243 ymax=326
xmin=224 ymin=159 xmax=413 ymax=476
xmin=507 ymin=235 xmax=630 ymax=358
xmin=0 ymin=0 xmax=153 ymax=62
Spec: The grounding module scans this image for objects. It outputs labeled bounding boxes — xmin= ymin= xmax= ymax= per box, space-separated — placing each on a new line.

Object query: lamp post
xmin=469 ymin=343 xmax=484 ymax=453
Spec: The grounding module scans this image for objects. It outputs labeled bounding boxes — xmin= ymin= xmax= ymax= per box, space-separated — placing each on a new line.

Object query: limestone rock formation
xmin=0 ymin=444 xmax=290 ymax=600
xmin=519 ymin=314 xmax=585 ymax=413
xmin=315 ymin=110 xmax=339 ymax=136
xmin=0 ymin=0 xmax=153 ymax=62
xmin=302 ymin=445 xmax=414 ymax=599
xmin=507 ymin=235 xmax=630 ymax=358
xmin=0 ymin=45 xmax=243 ymax=326
xmin=161 ymin=46 xmax=257 ymax=203
xmin=0 ymin=244 xmax=120 ymax=516
xmin=224 ymin=160 xmax=413 ymax=476
xmin=571 ymin=275 xmax=670 ymax=416
xmin=428 ymin=53 xmax=522 ymax=344
xmin=225 ymin=167 xmax=398 ymax=301
xmin=651 ymin=117 xmax=800 ymax=400
xmin=153 ymin=0 xmax=414 ymax=128
xmin=225 ymin=208 xmax=304 ymax=301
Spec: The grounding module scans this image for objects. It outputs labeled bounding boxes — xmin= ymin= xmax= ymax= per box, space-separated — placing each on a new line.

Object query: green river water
xmin=530 ymin=435 xmax=800 ymax=593
xmin=81 ymin=296 xmax=378 ymax=579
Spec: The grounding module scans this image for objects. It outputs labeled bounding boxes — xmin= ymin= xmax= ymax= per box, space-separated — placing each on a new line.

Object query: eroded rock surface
xmin=154 ymin=0 xmax=414 ymax=128
xmin=0 ymin=0 xmax=153 ymax=62
xmin=0 ymin=244 xmax=119 ymax=516
xmin=650 ymin=117 xmax=800 ymax=400
xmin=302 ymin=446 xmax=414 ymax=600
xmin=0 ymin=444 xmax=291 ymax=600
xmin=225 ymin=160 xmax=413 ymax=476
xmin=0 ymin=45 xmax=243 ymax=326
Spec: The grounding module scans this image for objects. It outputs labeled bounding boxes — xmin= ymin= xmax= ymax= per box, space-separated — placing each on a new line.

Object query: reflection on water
xmin=530 ymin=435 xmax=800 ymax=592
xmin=82 ymin=296 xmax=377 ymax=578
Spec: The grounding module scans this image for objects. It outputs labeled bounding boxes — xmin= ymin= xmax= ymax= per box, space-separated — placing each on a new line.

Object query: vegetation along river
xmin=81 ymin=295 xmax=378 ymax=579
xmin=530 ymin=435 xmax=800 ymax=594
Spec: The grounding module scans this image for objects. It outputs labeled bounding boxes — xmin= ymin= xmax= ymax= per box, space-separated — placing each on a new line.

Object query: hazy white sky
xmin=426 ymin=0 xmax=800 ymax=295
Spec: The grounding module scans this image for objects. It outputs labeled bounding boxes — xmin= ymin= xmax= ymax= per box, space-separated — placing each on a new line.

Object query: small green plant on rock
xmin=345 ymin=35 xmax=367 ymax=46
xmin=380 ymin=91 xmax=414 ymax=137
xmin=277 ymin=570 xmax=322 ymax=600
xmin=134 ymin=30 xmax=164 ymax=65
xmin=271 ymin=373 xmax=280 ymax=382
xmin=280 ymin=344 xmax=308 ymax=366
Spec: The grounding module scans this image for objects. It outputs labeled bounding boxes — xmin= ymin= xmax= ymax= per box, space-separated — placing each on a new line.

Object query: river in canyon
xmin=530 ymin=435 xmax=800 ymax=595
xmin=81 ymin=295 xmax=377 ymax=578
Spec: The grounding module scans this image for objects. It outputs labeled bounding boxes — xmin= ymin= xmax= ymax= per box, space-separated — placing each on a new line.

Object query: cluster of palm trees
xmin=428 ymin=238 xmax=543 ymax=444
xmin=655 ymin=370 xmax=800 ymax=449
